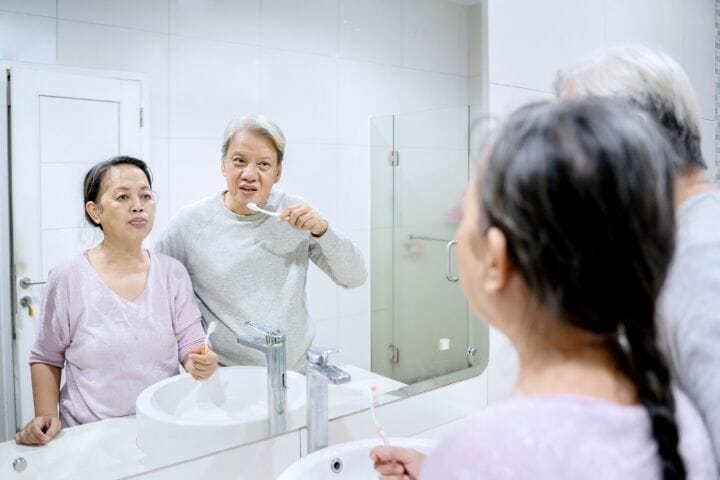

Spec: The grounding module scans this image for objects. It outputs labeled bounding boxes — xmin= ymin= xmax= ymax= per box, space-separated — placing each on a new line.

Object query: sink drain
xmin=330 ymin=457 xmax=343 ymax=474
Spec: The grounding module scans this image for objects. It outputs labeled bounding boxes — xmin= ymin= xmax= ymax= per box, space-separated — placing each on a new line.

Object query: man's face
xmin=221 ymin=130 xmax=282 ymax=215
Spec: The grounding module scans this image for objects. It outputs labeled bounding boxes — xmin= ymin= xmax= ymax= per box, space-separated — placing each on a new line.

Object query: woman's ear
xmin=483 ymin=227 xmax=510 ymax=293
xmin=85 ymin=201 xmax=101 ymax=225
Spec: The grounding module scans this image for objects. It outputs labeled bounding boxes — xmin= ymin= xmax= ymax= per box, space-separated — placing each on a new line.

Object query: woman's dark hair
xmin=83 ymin=155 xmax=153 ymax=229
xmin=480 ymin=98 xmax=684 ymax=479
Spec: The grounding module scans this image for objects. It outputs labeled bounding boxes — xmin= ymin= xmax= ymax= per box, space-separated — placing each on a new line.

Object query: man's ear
xmin=274 ymin=164 xmax=282 ymax=184
xmin=483 ymin=227 xmax=511 ymax=293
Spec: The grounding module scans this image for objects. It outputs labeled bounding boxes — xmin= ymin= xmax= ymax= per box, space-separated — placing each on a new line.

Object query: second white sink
xmin=278 ymin=437 xmax=436 ymax=480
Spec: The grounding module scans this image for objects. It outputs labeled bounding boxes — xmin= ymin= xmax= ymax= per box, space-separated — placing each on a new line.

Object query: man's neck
xmin=675 ymin=169 xmax=716 ymax=207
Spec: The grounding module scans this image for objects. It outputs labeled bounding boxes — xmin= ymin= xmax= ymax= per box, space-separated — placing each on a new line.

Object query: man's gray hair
xmin=554 ymin=44 xmax=705 ymax=173
xmin=221 ymin=115 xmax=286 ymax=164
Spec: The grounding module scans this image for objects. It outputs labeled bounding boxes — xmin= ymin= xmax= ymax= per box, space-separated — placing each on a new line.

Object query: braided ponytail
xmin=623 ymin=319 xmax=686 ymax=479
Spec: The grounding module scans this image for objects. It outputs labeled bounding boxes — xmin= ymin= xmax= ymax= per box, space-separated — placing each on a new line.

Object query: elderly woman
xmin=155 ymin=116 xmax=367 ymax=371
xmin=15 ymin=156 xmax=218 ymax=446
xmin=372 ymin=100 xmax=717 ymax=478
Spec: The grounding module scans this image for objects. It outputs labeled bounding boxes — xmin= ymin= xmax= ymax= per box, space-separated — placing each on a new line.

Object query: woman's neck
xmin=91 ymin=237 xmax=146 ymax=267
xmin=510 ymin=313 xmax=636 ymax=405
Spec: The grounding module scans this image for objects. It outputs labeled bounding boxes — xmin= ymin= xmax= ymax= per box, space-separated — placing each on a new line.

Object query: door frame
xmin=0 ymin=61 xmax=148 ymax=440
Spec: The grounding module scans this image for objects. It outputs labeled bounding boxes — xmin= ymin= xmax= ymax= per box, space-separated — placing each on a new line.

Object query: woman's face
xmin=222 ymin=130 xmax=281 ymax=215
xmin=86 ymin=164 xmax=155 ymax=243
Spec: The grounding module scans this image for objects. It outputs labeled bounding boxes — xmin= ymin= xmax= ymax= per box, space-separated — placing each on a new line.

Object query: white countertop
xmin=1 ymin=365 xmax=407 ymax=479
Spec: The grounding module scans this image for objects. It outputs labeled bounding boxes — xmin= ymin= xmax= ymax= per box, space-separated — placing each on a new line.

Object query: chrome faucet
xmin=306 ymin=347 xmax=351 ymax=453
xmin=236 ymin=320 xmax=287 ymax=435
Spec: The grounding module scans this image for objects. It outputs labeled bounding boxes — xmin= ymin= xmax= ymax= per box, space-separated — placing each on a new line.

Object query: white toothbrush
xmin=202 ymin=321 xmax=217 ymax=354
xmin=368 ymin=385 xmax=390 ymax=446
xmin=247 ymin=202 xmax=280 ymax=217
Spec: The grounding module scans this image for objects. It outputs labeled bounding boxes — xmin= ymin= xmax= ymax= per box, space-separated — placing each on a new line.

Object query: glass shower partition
xmin=371 ymin=106 xmax=489 ymax=385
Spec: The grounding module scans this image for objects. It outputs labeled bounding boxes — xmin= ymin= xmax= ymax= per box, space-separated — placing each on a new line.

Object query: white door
xmin=9 ymin=66 xmax=145 ymax=427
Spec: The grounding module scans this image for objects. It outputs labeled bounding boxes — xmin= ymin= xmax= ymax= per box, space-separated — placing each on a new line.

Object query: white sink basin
xmin=278 ymin=437 xmax=436 ymax=480
xmin=136 ymin=366 xmax=305 ymax=461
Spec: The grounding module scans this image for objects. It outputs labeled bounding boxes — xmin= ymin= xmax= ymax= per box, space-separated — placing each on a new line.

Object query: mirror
xmin=0 ymin=0 xmax=487 ymax=476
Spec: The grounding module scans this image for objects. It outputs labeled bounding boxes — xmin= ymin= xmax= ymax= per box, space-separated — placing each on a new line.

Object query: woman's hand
xmin=15 ymin=414 xmax=61 ymax=445
xmin=370 ymin=446 xmax=426 ymax=480
xmin=278 ymin=202 xmax=328 ymax=237
xmin=183 ymin=344 xmax=219 ymax=380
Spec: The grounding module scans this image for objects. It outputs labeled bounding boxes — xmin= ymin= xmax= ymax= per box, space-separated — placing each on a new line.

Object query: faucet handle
xmin=245 ymin=321 xmax=285 ymax=344
xmin=307 ymin=346 xmax=340 ymax=365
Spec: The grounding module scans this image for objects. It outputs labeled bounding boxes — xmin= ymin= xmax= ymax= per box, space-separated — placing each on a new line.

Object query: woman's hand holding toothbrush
xmin=370 ymin=446 xmax=426 ymax=480
xmin=184 ymin=322 xmax=219 ymax=380
xmin=183 ymin=344 xmax=218 ymax=380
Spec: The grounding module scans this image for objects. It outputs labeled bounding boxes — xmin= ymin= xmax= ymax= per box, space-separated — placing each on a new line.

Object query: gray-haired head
xmin=554 ymin=44 xmax=704 ymax=174
xmin=221 ymin=115 xmax=286 ymax=164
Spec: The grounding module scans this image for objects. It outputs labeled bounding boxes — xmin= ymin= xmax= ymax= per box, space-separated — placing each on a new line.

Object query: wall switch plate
xmin=438 ymin=338 xmax=450 ymax=350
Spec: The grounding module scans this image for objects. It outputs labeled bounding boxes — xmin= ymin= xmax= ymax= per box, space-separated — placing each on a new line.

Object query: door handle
xmin=19 ymin=296 xmax=35 ymax=318
xmin=446 ymin=240 xmax=458 ymax=282
xmin=19 ymin=277 xmax=46 ymax=289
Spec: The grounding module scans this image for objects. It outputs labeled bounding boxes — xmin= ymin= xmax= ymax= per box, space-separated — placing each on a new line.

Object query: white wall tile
xmin=146 ymin=137 xmax=169 ymax=247
xmin=278 ymin=143 xmax=338 ymax=224
xmin=488 ymin=82 xmax=553 ymax=120
xmin=0 ymin=0 xmax=55 ymax=16
xmin=337 ymin=228 xmax=370 ymax=314
xmin=682 ymin=0 xmax=715 ymax=121
xmin=338 ymin=0 xmax=402 ymax=65
xmin=0 ymin=11 xmax=56 ymax=63
xmin=338 ymin=59 xmax=401 ymax=146
xmin=170 ymin=0 xmax=260 ymax=44
xmin=605 ymin=0 xmax=684 ymax=64
xmin=59 ymin=0 xmax=169 ymax=33
xmin=261 ymin=0 xmax=338 ymax=56
xmin=260 ymin=48 xmax=337 ymax=144
xmin=307 ymin=263 xmax=339 ymax=321
xmin=337 ymin=146 xmax=370 ymax=232
xmin=700 ymin=118 xmax=716 ymax=180
xmin=402 ymin=0 xmax=466 ymax=75
xmin=167 ymin=138 xmax=225 ymax=215
xmin=58 ymin=20 xmax=169 ymax=137
xmin=401 ymin=69 xmax=463 ymax=113
xmin=336 ymin=312 xmax=370 ymax=369
xmin=312 ymin=317 xmax=339 ymax=348
xmin=487 ymin=0 xmax=604 ymax=92
xmin=169 ymin=36 xmax=260 ymax=138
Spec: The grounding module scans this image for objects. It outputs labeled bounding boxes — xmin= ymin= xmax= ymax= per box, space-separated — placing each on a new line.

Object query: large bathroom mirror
xmin=0 ymin=0 xmax=490 ymax=477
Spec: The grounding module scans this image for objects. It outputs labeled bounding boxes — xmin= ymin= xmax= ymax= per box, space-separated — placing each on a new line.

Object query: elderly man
xmin=156 ymin=115 xmax=367 ymax=371
xmin=555 ymin=45 xmax=720 ymax=465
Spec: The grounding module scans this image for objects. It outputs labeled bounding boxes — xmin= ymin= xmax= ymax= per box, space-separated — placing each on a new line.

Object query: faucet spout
xmin=306 ymin=347 xmax=351 ymax=453
xmin=237 ymin=321 xmax=287 ymax=435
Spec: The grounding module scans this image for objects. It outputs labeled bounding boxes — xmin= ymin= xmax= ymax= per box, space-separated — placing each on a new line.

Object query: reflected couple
xmin=16 ymin=116 xmax=368 ymax=446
